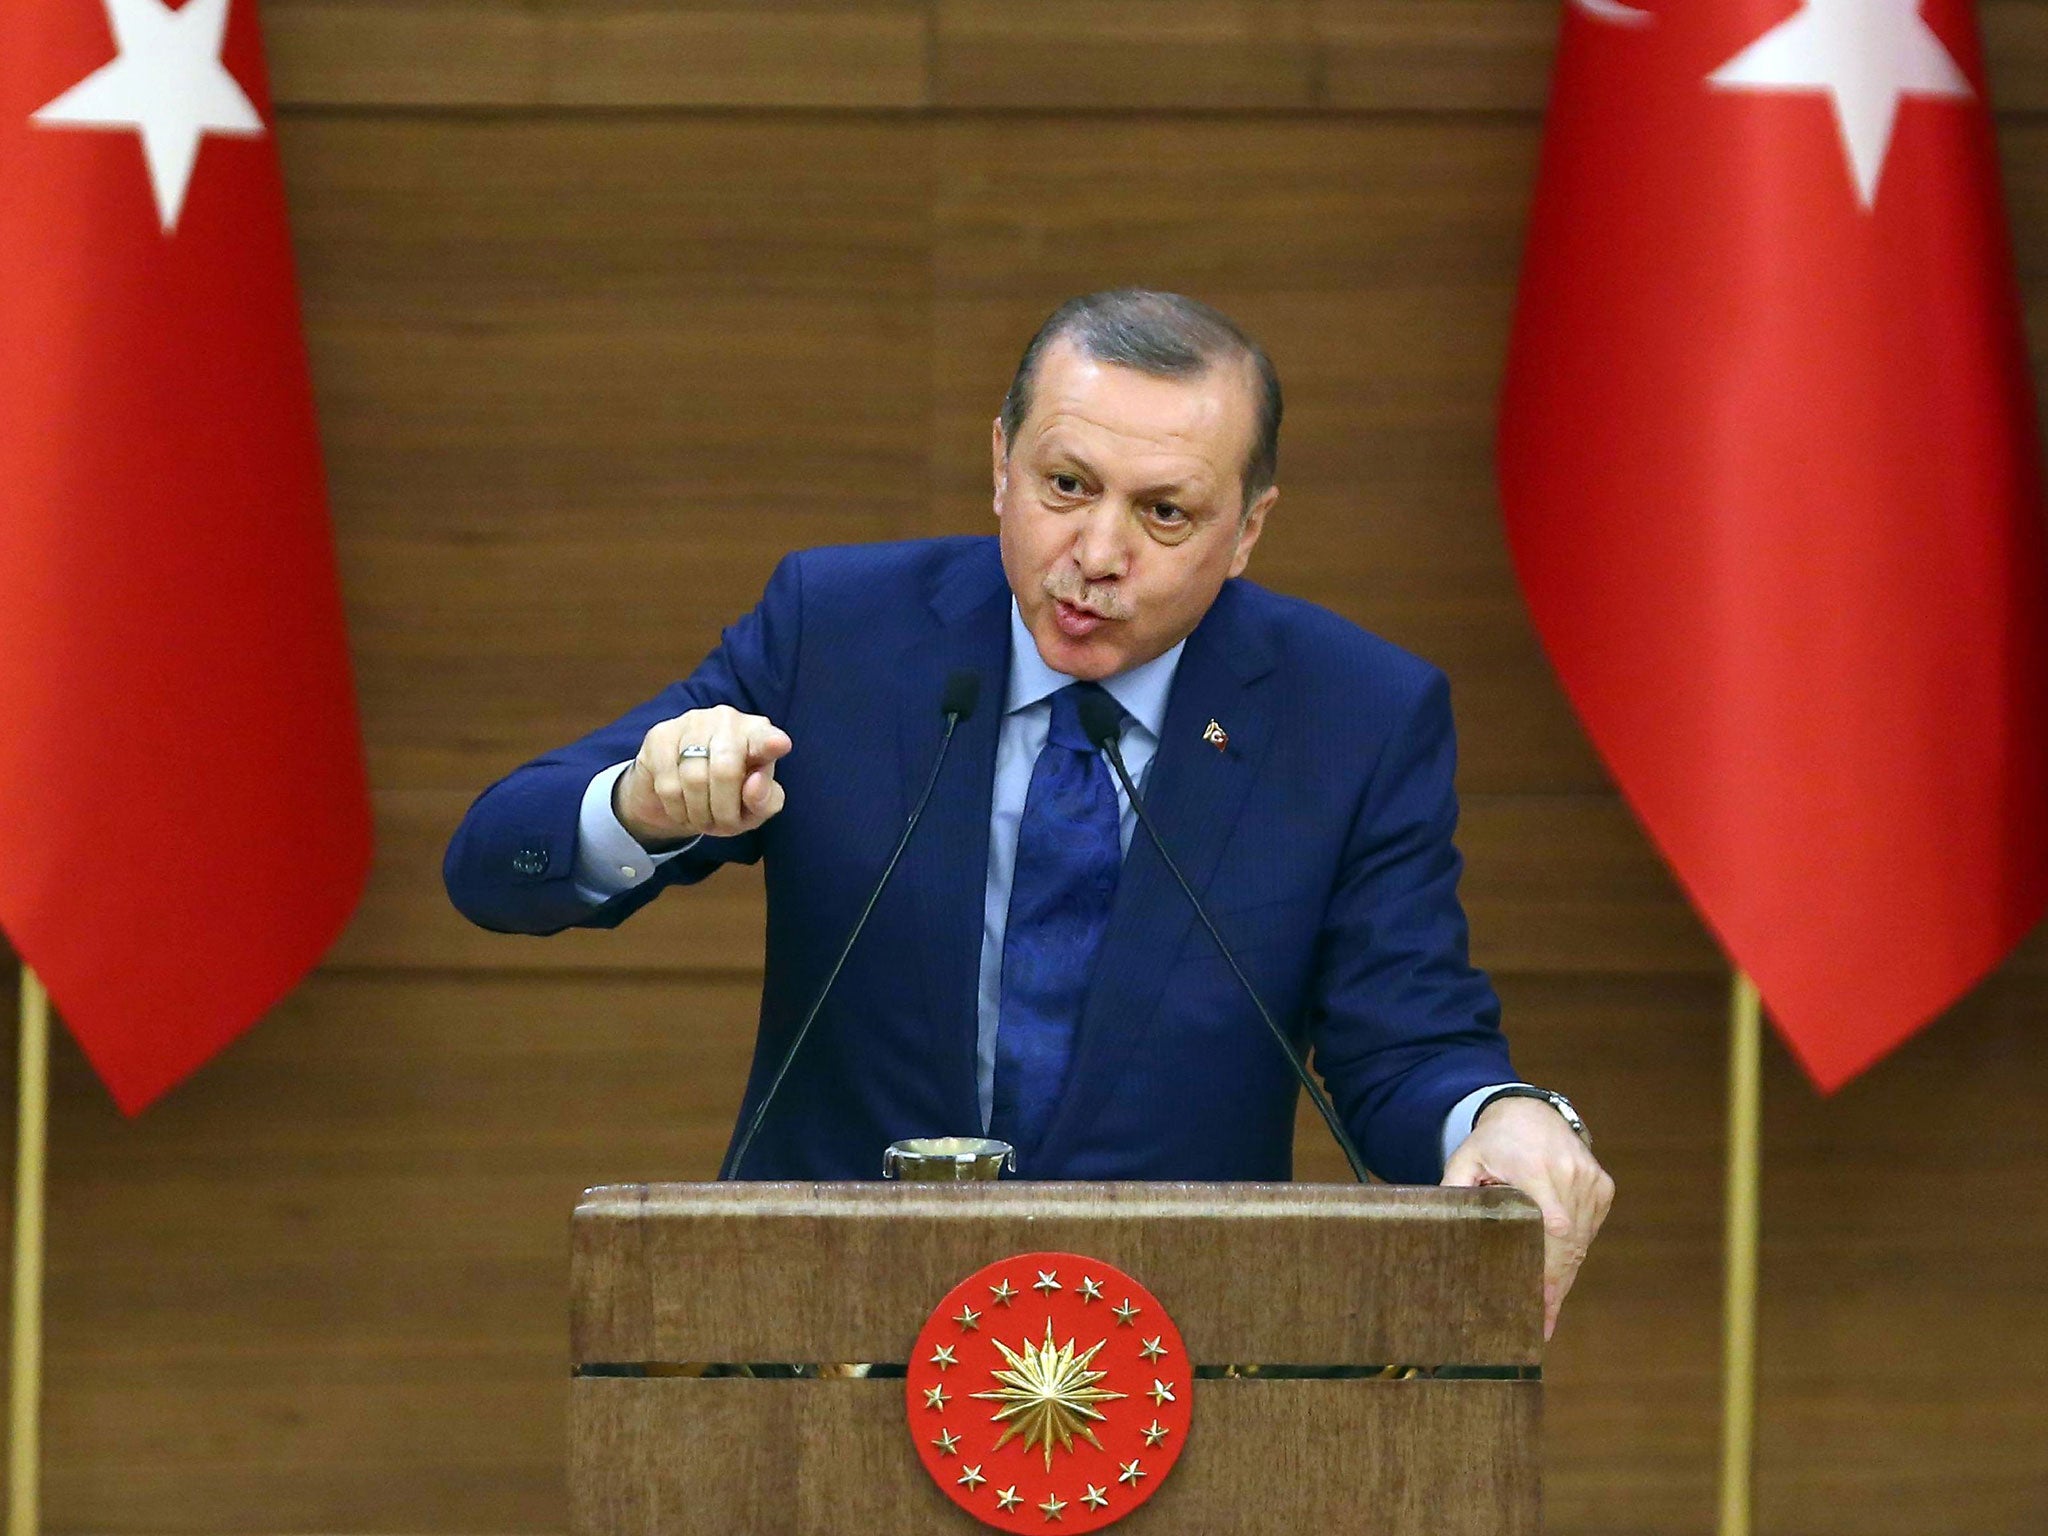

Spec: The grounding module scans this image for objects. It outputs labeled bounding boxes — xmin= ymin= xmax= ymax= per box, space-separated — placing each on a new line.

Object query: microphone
xmin=720 ymin=669 xmax=982 ymax=1180
xmin=939 ymin=669 xmax=981 ymax=722
xmin=1075 ymin=690 xmax=1371 ymax=1184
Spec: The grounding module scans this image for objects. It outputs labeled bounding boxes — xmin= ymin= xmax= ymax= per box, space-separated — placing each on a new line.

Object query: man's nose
xmin=1071 ymin=500 xmax=1129 ymax=580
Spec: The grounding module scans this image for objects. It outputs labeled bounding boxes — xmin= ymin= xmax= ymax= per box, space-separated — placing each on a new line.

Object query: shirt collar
xmin=1005 ymin=600 xmax=1183 ymax=740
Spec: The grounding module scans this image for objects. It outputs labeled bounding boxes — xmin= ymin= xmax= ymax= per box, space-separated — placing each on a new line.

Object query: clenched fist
xmin=613 ymin=704 xmax=793 ymax=848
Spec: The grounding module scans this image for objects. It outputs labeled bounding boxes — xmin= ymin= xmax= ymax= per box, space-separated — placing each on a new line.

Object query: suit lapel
xmin=1034 ymin=589 xmax=1278 ymax=1166
xmin=899 ymin=543 xmax=1011 ymax=1127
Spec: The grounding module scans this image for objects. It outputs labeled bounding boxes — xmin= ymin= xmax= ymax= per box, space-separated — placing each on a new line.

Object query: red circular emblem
xmin=906 ymin=1252 xmax=1193 ymax=1532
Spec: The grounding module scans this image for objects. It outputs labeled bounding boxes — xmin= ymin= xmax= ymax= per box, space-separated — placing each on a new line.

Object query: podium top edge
xmin=568 ymin=1180 xmax=1546 ymax=1362
xmin=574 ymin=1181 xmax=1539 ymax=1224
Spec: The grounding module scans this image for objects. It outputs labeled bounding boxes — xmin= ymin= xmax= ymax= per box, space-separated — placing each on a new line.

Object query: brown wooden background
xmin=4 ymin=2 xmax=2046 ymax=1532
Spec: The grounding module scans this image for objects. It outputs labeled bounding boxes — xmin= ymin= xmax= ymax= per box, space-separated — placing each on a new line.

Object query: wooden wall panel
xmin=282 ymin=116 xmax=932 ymax=793
xmin=932 ymin=0 xmax=1322 ymax=110
xmin=7 ymin=2 xmax=2047 ymax=1533
xmin=1315 ymin=0 xmax=1558 ymax=110
xmin=16 ymin=972 xmax=756 ymax=1532
xmin=259 ymin=1 xmax=2048 ymax=112
xmin=265 ymin=0 xmax=930 ymax=108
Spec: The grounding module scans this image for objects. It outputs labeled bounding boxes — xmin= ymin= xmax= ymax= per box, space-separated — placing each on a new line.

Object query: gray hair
xmin=999 ymin=289 xmax=1283 ymax=509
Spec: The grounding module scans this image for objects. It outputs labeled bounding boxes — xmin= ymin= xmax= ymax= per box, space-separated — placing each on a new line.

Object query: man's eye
xmin=1051 ymin=474 xmax=1083 ymax=497
xmin=1152 ymin=503 xmax=1188 ymax=524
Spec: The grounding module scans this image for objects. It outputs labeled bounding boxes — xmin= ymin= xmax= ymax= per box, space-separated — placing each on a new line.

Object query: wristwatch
xmin=1475 ymin=1086 xmax=1592 ymax=1149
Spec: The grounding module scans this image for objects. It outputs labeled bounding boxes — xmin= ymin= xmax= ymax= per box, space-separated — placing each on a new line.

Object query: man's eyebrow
xmin=1035 ymin=436 xmax=1215 ymax=503
xmin=1131 ymin=479 xmax=1205 ymax=503
xmin=1035 ymin=439 xmax=1103 ymax=481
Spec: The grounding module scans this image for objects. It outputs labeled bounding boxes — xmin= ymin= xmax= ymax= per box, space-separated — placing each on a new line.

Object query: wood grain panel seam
xmin=270 ymin=103 xmax=2048 ymax=124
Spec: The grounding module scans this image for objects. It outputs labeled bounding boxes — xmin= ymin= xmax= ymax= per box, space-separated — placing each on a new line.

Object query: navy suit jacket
xmin=444 ymin=537 xmax=1515 ymax=1183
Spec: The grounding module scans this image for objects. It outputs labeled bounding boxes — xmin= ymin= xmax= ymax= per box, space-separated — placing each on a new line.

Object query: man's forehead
xmin=1022 ymin=344 xmax=1256 ymax=475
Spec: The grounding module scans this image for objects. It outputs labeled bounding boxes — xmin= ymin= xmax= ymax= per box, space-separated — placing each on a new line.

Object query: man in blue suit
xmin=446 ymin=290 xmax=1612 ymax=1335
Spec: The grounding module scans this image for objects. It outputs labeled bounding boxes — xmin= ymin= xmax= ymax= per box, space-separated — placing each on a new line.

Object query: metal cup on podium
xmin=881 ymin=1137 xmax=1015 ymax=1182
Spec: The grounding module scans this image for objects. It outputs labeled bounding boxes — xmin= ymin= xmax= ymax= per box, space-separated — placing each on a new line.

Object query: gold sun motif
xmin=971 ymin=1320 xmax=1128 ymax=1470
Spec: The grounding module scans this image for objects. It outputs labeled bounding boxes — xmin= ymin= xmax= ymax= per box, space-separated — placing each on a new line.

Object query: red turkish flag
xmin=1499 ymin=0 xmax=2048 ymax=1089
xmin=0 ymin=0 xmax=370 ymax=1111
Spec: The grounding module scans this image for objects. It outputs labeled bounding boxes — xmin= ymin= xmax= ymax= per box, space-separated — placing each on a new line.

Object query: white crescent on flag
xmin=1571 ymin=0 xmax=1654 ymax=27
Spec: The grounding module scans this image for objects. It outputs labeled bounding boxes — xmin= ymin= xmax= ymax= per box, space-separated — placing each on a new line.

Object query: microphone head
xmin=1076 ymin=687 xmax=1124 ymax=750
xmin=940 ymin=670 xmax=982 ymax=722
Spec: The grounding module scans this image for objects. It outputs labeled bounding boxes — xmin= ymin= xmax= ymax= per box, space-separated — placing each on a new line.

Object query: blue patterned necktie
xmin=990 ymin=682 xmax=1126 ymax=1162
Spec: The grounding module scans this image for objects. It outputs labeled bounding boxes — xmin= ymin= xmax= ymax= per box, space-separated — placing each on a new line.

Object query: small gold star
xmin=996 ymin=1486 xmax=1022 ymax=1511
xmin=924 ymin=1383 xmax=950 ymax=1411
xmin=957 ymin=1465 xmax=986 ymax=1491
xmin=1148 ymin=1379 xmax=1176 ymax=1406
xmin=1118 ymin=1458 xmax=1147 ymax=1486
xmin=1142 ymin=1420 xmax=1170 ymax=1447
xmin=1111 ymin=1298 xmax=1141 ymax=1326
xmin=932 ymin=1427 xmax=962 ymax=1456
xmin=1033 ymin=1269 xmax=1062 ymax=1294
xmin=1138 ymin=1335 xmax=1166 ymax=1362
xmin=954 ymin=1305 xmax=982 ymax=1332
xmin=1038 ymin=1493 xmax=1067 ymax=1521
xmin=1078 ymin=1276 xmax=1104 ymax=1303
xmin=1080 ymin=1485 xmax=1109 ymax=1510
xmin=930 ymin=1344 xmax=958 ymax=1370
xmin=989 ymin=1278 xmax=1019 ymax=1307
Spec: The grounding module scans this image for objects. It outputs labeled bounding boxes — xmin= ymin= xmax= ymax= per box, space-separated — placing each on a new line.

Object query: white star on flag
xmin=31 ymin=0 xmax=264 ymax=234
xmin=1708 ymin=0 xmax=1972 ymax=210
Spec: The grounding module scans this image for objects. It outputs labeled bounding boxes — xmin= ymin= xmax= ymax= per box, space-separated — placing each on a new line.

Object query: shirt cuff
xmin=1441 ymin=1082 xmax=1533 ymax=1170
xmin=571 ymin=761 xmax=699 ymax=903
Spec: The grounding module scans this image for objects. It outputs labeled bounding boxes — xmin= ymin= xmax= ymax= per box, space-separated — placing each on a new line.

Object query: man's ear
xmin=1228 ymin=486 xmax=1279 ymax=578
xmin=991 ymin=418 xmax=1009 ymax=516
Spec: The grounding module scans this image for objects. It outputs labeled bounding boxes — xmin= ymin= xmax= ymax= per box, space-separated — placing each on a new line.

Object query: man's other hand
xmin=614 ymin=705 xmax=792 ymax=847
xmin=1442 ymin=1096 xmax=1615 ymax=1341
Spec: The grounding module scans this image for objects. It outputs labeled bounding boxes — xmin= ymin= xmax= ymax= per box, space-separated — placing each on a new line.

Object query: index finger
xmin=745 ymin=719 xmax=793 ymax=766
xmin=1522 ymin=1182 xmax=1574 ymax=1269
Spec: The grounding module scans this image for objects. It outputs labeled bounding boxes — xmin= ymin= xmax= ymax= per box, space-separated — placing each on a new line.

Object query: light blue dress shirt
xmin=569 ymin=599 xmax=1517 ymax=1171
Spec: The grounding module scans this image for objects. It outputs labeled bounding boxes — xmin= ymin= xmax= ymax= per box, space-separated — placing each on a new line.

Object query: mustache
xmin=1042 ymin=573 xmax=1132 ymax=621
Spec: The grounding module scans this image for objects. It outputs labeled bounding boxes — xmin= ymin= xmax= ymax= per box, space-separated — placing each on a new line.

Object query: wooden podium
xmin=570 ymin=1182 xmax=1542 ymax=1534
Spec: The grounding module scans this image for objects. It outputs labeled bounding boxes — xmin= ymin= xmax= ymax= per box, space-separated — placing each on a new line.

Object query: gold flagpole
xmin=9 ymin=965 xmax=48 ymax=1536
xmin=1717 ymin=971 xmax=1763 ymax=1536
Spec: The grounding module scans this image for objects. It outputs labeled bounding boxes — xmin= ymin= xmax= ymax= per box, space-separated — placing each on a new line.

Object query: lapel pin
xmin=1201 ymin=719 xmax=1229 ymax=752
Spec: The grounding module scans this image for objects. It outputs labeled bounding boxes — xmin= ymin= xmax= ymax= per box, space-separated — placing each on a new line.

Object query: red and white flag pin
xmin=1201 ymin=720 xmax=1228 ymax=752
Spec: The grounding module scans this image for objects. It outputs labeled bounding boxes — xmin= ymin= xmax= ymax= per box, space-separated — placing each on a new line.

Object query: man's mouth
xmin=1053 ymin=598 xmax=1109 ymax=638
